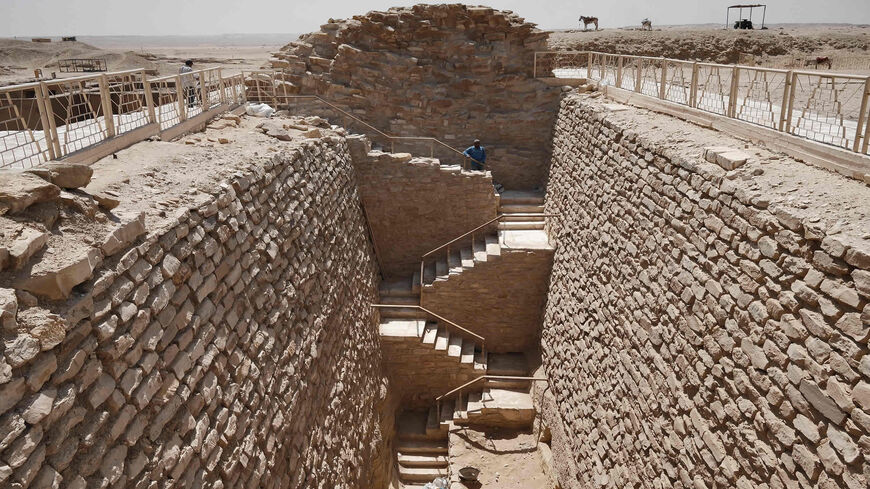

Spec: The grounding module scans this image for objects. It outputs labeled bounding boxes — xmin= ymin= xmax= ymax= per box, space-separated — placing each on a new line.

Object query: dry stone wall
xmin=348 ymin=135 xmax=498 ymax=279
xmin=270 ymin=4 xmax=562 ymax=190
xmin=542 ymin=94 xmax=870 ymax=488
xmin=0 ymin=137 xmax=393 ymax=488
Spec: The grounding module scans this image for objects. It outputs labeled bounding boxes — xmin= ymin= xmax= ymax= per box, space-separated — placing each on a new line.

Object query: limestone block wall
xmin=348 ymin=135 xmax=499 ymax=279
xmin=272 ymin=4 xmax=562 ymax=190
xmin=541 ymin=94 xmax=870 ymax=488
xmin=421 ymin=248 xmax=554 ymax=353
xmin=0 ymin=138 xmax=394 ymax=488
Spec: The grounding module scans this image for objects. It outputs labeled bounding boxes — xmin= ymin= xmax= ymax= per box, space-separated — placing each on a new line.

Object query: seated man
xmin=463 ymin=139 xmax=486 ymax=171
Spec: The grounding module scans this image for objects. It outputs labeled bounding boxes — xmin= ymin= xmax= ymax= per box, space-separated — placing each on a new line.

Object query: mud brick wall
xmin=422 ymin=249 xmax=554 ymax=353
xmin=348 ymin=135 xmax=498 ymax=280
xmin=271 ymin=4 xmax=562 ymax=190
xmin=541 ymin=95 xmax=870 ymax=488
xmin=0 ymin=138 xmax=394 ymax=488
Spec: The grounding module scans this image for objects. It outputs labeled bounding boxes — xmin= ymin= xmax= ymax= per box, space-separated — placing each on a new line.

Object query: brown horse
xmin=579 ymin=16 xmax=599 ymax=31
xmin=806 ymin=56 xmax=832 ymax=69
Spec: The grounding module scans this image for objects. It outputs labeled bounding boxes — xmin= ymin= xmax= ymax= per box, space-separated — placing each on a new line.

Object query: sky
xmin=1 ymin=0 xmax=869 ymax=37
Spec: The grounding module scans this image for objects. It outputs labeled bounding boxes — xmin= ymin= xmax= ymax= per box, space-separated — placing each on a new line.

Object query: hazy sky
xmin=2 ymin=0 xmax=869 ymax=37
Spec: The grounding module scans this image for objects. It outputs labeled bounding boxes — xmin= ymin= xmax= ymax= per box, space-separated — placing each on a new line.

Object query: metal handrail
xmin=435 ymin=375 xmax=549 ymax=418
xmin=239 ymin=79 xmax=487 ymax=170
xmin=371 ymin=303 xmax=485 ymax=345
xmin=419 ymin=213 xmax=558 ymax=290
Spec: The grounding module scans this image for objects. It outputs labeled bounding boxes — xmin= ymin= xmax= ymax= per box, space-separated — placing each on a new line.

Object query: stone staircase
xmin=498 ymin=190 xmax=545 ymax=230
xmin=378 ymin=275 xmax=487 ymax=372
xmin=394 ymin=354 xmax=534 ymax=487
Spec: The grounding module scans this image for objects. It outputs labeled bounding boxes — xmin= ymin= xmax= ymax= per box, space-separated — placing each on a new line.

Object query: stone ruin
xmin=0 ymin=4 xmax=869 ymax=489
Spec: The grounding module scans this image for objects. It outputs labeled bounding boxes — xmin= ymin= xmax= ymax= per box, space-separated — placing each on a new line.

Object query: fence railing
xmin=243 ymin=70 xmax=487 ymax=171
xmin=1 ymin=67 xmax=246 ymax=169
xmin=419 ymin=213 xmax=558 ymax=291
xmin=535 ymin=51 xmax=870 ymax=155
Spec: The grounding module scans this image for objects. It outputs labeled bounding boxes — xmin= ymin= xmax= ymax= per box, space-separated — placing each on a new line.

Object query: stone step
xmin=499 ymin=190 xmax=544 ymax=205
xmin=452 ymin=396 xmax=468 ymax=421
xmin=421 ymin=321 xmax=439 ymax=345
xmin=380 ymin=295 xmax=420 ymax=306
xmin=396 ymin=440 xmax=448 ymax=454
xmin=459 ymin=247 xmax=474 ymax=268
xmin=465 ymin=388 xmax=535 ymax=427
xmin=485 ymin=378 xmax=530 ymax=390
xmin=426 ymin=406 xmax=440 ymax=436
xmin=472 ymin=239 xmax=488 ymax=262
xmin=485 ymin=235 xmax=500 ymax=257
xmin=447 ymin=249 xmax=462 ymax=274
xmin=499 ymin=203 xmax=544 ymax=214
xmin=500 ymin=214 xmax=545 ymax=222
xmin=460 ymin=340 xmax=475 ymax=364
xmin=447 ymin=334 xmax=462 ymax=359
xmin=379 ymin=319 xmax=426 ymax=338
xmin=474 ymin=352 xmax=488 ymax=371
xmin=399 ymin=466 xmax=448 ymax=482
xmin=435 ymin=256 xmax=448 ymax=278
xmin=397 ymin=453 xmax=449 ymax=468
xmin=498 ymin=221 xmax=545 ymax=230
xmin=378 ymin=305 xmax=426 ymax=319
xmin=423 ymin=261 xmax=436 ymax=284
xmin=434 ymin=326 xmax=449 ymax=351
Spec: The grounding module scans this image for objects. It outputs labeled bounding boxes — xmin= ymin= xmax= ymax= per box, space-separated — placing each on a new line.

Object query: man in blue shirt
xmin=463 ymin=139 xmax=486 ymax=171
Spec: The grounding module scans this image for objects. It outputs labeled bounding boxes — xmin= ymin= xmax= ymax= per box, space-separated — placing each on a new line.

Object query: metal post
xmin=98 ymin=74 xmax=116 ymax=137
xmin=689 ymin=62 xmax=699 ymax=108
xmin=778 ymin=71 xmax=793 ymax=132
xmin=635 ymin=59 xmax=642 ymax=93
xmin=659 ymin=59 xmax=667 ymax=99
xmin=533 ymin=52 xmax=538 ymax=78
xmin=142 ymin=70 xmax=156 ymax=124
xmin=200 ymin=71 xmax=209 ymax=110
xmin=218 ymin=68 xmax=226 ymax=106
xmin=176 ymin=75 xmax=187 ymax=121
xmin=587 ymin=52 xmax=593 ymax=80
xmin=762 ymin=5 xmax=766 ymax=29
xmin=853 ymin=76 xmax=870 ymax=152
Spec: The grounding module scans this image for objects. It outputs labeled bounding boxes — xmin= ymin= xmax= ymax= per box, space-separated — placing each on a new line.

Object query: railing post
xmin=659 ymin=58 xmax=668 ymax=99
xmin=784 ymin=71 xmax=798 ymax=133
xmin=176 ymin=75 xmax=187 ymax=121
xmin=727 ymin=66 xmax=740 ymax=118
xmin=218 ymin=68 xmax=226 ymax=106
xmin=39 ymin=82 xmax=62 ymax=158
xmin=689 ymin=62 xmax=699 ymax=108
xmin=616 ymin=56 xmax=623 ymax=87
xmin=142 ymin=70 xmax=157 ymax=124
xmin=34 ymin=82 xmax=57 ymax=160
xmin=98 ymin=74 xmax=116 ymax=138
xmin=852 ymin=76 xmax=870 ymax=152
xmin=200 ymin=71 xmax=209 ymax=110
xmin=533 ymin=52 xmax=538 ymax=78
xmin=635 ymin=59 xmax=642 ymax=93
xmin=587 ymin=52 xmax=593 ymax=79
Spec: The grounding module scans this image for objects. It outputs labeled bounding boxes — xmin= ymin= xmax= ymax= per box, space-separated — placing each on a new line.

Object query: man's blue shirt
xmin=463 ymin=146 xmax=486 ymax=163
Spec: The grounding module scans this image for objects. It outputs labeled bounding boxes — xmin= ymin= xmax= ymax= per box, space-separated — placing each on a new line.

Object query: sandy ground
xmin=549 ymin=24 xmax=870 ymax=73
xmin=448 ymin=427 xmax=549 ymax=489
xmin=0 ymin=35 xmax=285 ymax=85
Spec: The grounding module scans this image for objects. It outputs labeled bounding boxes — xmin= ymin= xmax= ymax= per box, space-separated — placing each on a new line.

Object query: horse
xmin=641 ymin=19 xmax=652 ymax=31
xmin=579 ymin=16 xmax=599 ymax=31
xmin=805 ymin=56 xmax=832 ymax=69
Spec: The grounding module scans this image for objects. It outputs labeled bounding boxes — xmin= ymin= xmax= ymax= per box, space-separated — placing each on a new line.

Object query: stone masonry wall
xmin=270 ymin=4 xmax=562 ymax=190
xmin=541 ymin=94 xmax=870 ymax=488
xmin=348 ymin=135 xmax=498 ymax=279
xmin=0 ymin=137 xmax=394 ymax=488
xmin=422 ymin=248 xmax=553 ymax=353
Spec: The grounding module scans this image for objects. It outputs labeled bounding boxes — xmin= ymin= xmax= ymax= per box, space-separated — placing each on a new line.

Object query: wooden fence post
xmin=778 ymin=71 xmax=793 ymax=132
xmin=852 ymin=76 xmax=870 ymax=152
xmin=616 ymin=56 xmax=623 ymax=87
xmin=689 ymin=62 xmax=699 ymax=108
xmin=141 ymin=70 xmax=156 ymax=124
xmin=176 ymin=75 xmax=187 ymax=121
xmin=34 ymin=82 xmax=56 ymax=160
xmin=784 ymin=71 xmax=798 ymax=133
xmin=39 ymin=82 xmax=62 ymax=157
xmin=728 ymin=66 xmax=740 ymax=118
xmin=659 ymin=58 xmax=668 ymax=99
xmin=98 ymin=74 xmax=116 ymax=137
